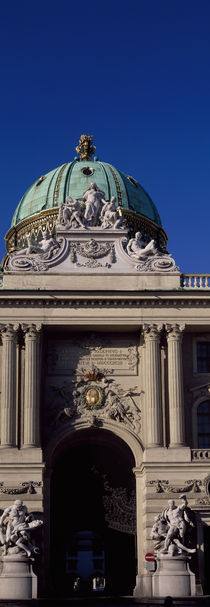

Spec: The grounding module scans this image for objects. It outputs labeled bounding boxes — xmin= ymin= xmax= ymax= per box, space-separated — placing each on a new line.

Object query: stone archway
xmin=48 ymin=428 xmax=137 ymax=597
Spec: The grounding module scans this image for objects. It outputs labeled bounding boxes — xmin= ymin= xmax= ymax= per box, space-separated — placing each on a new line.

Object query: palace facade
xmin=0 ymin=136 xmax=210 ymax=597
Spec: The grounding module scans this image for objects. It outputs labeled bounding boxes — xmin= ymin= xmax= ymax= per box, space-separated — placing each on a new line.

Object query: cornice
xmin=0 ymin=291 xmax=210 ymax=308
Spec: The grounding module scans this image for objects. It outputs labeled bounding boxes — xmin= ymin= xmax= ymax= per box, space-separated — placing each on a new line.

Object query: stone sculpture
xmin=13 ymin=233 xmax=59 ymax=259
xmin=127 ymin=231 xmax=157 ymax=259
xmin=0 ymin=499 xmax=43 ymax=557
xmin=58 ymin=198 xmax=85 ymax=229
xmin=100 ymin=198 xmax=125 ymax=229
xmin=56 ymin=183 xmax=125 ymax=230
xmin=151 ymin=495 xmax=196 ymax=556
xmin=80 ymin=182 xmax=105 ymax=226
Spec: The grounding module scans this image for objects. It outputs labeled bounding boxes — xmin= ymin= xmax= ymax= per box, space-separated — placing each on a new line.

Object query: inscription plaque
xmin=47 ymin=337 xmax=138 ymax=376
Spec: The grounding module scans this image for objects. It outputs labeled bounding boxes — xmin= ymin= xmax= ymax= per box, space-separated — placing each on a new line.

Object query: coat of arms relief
xmin=45 ymin=368 xmax=141 ymax=441
xmin=44 ymin=333 xmax=141 ymax=442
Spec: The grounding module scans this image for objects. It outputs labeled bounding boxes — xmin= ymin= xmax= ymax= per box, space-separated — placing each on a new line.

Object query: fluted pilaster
xmin=143 ymin=324 xmax=163 ymax=447
xmin=0 ymin=324 xmax=18 ymax=447
xmin=22 ymin=324 xmax=41 ymax=447
xmin=166 ymin=323 xmax=185 ymax=446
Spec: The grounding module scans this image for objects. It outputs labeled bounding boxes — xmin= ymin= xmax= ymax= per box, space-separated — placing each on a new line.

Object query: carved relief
xmin=5 ymin=235 xmax=67 ymax=273
xmin=126 ymin=231 xmax=179 ymax=272
xmin=103 ymin=482 xmax=136 ymax=534
xmin=0 ymin=481 xmax=41 ymax=495
xmin=45 ymin=372 xmax=141 ymax=439
xmin=70 ymin=239 xmax=115 ymax=268
xmin=147 ymin=479 xmax=202 ymax=493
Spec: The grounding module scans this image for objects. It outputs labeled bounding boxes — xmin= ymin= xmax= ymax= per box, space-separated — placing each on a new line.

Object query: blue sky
xmin=0 ymin=0 xmax=209 ymax=272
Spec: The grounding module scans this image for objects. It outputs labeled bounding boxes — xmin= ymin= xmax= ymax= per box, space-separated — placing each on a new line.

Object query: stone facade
xmin=0 ymin=178 xmax=210 ymax=597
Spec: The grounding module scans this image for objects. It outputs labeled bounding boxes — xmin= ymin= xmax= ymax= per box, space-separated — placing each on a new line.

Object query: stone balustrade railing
xmin=181 ymin=275 xmax=210 ymax=289
xmin=191 ymin=449 xmax=210 ymax=461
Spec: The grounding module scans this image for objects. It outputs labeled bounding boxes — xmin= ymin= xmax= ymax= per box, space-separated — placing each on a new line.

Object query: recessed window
xmin=197 ymin=401 xmax=210 ymax=447
xmin=81 ymin=167 xmax=94 ymax=176
xmin=197 ymin=342 xmax=210 ymax=373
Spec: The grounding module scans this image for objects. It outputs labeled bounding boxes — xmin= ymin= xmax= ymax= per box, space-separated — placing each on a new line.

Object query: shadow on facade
xmin=49 ymin=429 xmax=136 ymax=597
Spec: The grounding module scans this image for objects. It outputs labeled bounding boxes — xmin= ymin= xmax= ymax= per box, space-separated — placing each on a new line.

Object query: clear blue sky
xmin=1 ymin=0 xmax=209 ymax=272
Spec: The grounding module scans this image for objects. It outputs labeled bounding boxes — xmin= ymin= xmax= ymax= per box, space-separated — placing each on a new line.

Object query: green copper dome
xmin=11 ymin=158 xmax=162 ymax=228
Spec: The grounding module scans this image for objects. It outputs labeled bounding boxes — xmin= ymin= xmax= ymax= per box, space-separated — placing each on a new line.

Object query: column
xmin=143 ymin=324 xmax=163 ymax=447
xmin=0 ymin=324 xmax=18 ymax=447
xmin=166 ymin=323 xmax=185 ymax=446
xmin=22 ymin=324 xmax=41 ymax=447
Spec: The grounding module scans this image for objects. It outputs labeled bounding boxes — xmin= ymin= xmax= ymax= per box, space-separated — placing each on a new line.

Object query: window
xmin=197 ymin=342 xmax=210 ymax=373
xmin=197 ymin=401 xmax=210 ymax=448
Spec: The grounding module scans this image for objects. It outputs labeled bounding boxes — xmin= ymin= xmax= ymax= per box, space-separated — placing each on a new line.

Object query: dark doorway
xmin=50 ymin=429 xmax=136 ymax=596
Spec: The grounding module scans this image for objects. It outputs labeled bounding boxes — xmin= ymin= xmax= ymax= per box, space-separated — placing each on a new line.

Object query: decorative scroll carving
xmin=135 ymin=253 xmax=178 ymax=273
xmin=126 ymin=231 xmax=179 ymax=272
xmin=147 ymin=479 xmax=202 ymax=493
xmin=5 ymin=235 xmax=67 ymax=273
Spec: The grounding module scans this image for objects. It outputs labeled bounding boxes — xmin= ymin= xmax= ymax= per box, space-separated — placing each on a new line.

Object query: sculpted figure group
xmin=0 ymin=499 xmax=42 ymax=558
xmin=151 ymin=495 xmax=196 ymax=556
xmin=57 ymin=182 xmax=125 ymax=230
xmin=6 ymin=182 xmax=178 ymax=274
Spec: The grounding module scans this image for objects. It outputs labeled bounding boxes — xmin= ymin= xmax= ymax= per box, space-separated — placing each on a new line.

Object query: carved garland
xmin=0 ymin=481 xmax=41 ymax=495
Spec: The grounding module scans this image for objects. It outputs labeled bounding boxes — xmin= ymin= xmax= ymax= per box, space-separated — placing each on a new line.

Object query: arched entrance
xmin=50 ymin=428 xmax=136 ymax=596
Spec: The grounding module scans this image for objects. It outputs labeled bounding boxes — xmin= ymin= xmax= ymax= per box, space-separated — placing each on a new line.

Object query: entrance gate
xmin=50 ymin=429 xmax=136 ymax=596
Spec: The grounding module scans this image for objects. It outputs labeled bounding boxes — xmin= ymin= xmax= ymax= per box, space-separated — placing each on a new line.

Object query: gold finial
xmin=76 ymin=134 xmax=96 ymax=161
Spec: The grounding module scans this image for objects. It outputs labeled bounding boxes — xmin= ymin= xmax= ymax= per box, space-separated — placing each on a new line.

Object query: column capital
xmin=0 ymin=323 xmax=19 ymax=340
xmin=22 ymin=323 xmax=42 ymax=340
xmin=166 ymin=323 xmax=185 ymax=342
xmin=142 ymin=323 xmax=163 ymax=341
